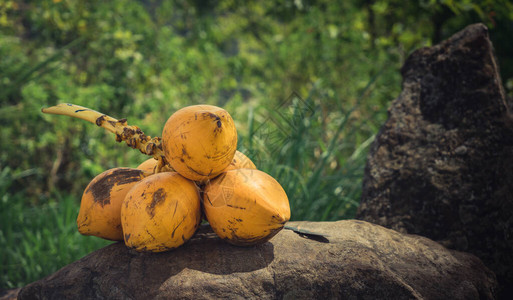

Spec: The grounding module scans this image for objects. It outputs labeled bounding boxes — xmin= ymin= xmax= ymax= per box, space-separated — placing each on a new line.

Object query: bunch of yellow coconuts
xmin=43 ymin=103 xmax=290 ymax=252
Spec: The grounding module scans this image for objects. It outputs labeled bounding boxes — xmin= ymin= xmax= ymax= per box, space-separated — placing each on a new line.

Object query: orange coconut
xmin=121 ymin=172 xmax=201 ymax=252
xmin=162 ymin=105 xmax=237 ymax=181
xmin=203 ymin=169 xmax=290 ymax=246
xmin=77 ymin=168 xmax=147 ymax=241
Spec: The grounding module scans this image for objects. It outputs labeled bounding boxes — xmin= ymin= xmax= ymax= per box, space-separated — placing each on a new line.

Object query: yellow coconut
xmin=162 ymin=105 xmax=237 ymax=181
xmin=121 ymin=172 xmax=201 ymax=252
xmin=77 ymin=168 xmax=147 ymax=241
xmin=203 ymin=169 xmax=290 ymax=246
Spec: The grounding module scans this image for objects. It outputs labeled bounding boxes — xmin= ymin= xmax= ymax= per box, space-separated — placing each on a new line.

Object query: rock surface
xmin=19 ymin=221 xmax=496 ymax=299
xmin=0 ymin=288 xmax=19 ymax=300
xmin=357 ymin=23 xmax=513 ymax=298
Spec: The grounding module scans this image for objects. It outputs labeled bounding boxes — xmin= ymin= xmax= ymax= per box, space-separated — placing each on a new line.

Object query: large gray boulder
xmin=19 ymin=221 xmax=496 ymax=299
xmin=357 ymin=23 xmax=513 ymax=298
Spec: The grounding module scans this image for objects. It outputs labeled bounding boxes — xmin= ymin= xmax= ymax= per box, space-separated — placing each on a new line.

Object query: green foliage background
xmin=1 ymin=0 xmax=512 ymax=290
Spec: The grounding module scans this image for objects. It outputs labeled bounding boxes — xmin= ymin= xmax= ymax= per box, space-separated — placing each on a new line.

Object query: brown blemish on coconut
xmin=171 ymin=215 xmax=187 ymax=238
xmin=226 ymin=204 xmax=246 ymax=210
xmin=181 ymin=146 xmax=192 ymax=159
xmin=146 ymin=188 xmax=166 ymax=218
xmin=186 ymin=165 xmax=209 ymax=177
xmin=86 ymin=168 xmax=144 ymax=208
xmin=271 ymin=214 xmax=287 ymax=224
xmin=145 ymin=229 xmax=157 ymax=241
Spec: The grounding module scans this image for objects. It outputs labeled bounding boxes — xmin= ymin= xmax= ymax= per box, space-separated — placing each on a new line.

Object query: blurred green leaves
xmin=0 ymin=169 xmax=112 ymax=288
xmin=1 ymin=0 xmax=511 ymax=214
xmin=1 ymin=0 xmax=512 ymax=212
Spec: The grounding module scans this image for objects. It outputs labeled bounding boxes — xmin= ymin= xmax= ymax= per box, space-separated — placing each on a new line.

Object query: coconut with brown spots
xmin=77 ymin=168 xmax=148 ymax=241
xmin=162 ymin=105 xmax=238 ymax=182
xmin=121 ymin=172 xmax=201 ymax=252
xmin=203 ymin=169 xmax=290 ymax=246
